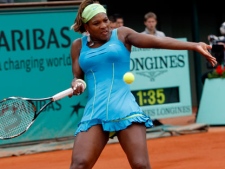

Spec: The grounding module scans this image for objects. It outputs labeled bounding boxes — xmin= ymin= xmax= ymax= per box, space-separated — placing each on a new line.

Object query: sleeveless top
xmin=74 ymin=29 xmax=153 ymax=137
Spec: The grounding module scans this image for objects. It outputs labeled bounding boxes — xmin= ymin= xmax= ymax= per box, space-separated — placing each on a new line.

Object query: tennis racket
xmin=0 ymin=83 xmax=86 ymax=140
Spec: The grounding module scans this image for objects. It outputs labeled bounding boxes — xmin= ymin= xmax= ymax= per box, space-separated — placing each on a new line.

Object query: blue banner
xmin=130 ymin=39 xmax=192 ymax=119
xmin=0 ymin=7 xmax=86 ymax=145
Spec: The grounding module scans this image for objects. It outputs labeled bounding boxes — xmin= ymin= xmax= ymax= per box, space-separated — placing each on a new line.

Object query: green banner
xmin=130 ymin=39 xmax=192 ymax=119
xmin=0 ymin=7 xmax=86 ymax=145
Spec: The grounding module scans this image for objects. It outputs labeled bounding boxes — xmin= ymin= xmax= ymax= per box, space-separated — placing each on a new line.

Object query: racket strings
xmin=0 ymin=99 xmax=35 ymax=139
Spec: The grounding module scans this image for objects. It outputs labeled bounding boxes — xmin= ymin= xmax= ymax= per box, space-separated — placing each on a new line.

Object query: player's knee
xmin=130 ymin=159 xmax=151 ymax=169
xmin=70 ymin=157 xmax=91 ymax=169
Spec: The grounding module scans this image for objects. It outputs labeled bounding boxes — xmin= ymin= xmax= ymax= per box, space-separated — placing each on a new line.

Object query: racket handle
xmin=52 ymin=88 xmax=73 ymax=101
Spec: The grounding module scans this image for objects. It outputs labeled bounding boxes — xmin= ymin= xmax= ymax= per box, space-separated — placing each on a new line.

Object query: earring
xmin=86 ymin=31 xmax=94 ymax=46
xmin=87 ymin=35 xmax=91 ymax=42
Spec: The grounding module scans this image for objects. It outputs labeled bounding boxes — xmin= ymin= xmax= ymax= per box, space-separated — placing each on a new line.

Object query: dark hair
xmin=72 ymin=0 xmax=99 ymax=33
xmin=108 ymin=15 xmax=116 ymax=23
xmin=113 ymin=13 xmax=123 ymax=22
xmin=144 ymin=12 xmax=157 ymax=22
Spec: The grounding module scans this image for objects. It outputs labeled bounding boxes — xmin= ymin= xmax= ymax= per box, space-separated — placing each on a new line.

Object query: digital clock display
xmin=131 ymin=87 xmax=180 ymax=106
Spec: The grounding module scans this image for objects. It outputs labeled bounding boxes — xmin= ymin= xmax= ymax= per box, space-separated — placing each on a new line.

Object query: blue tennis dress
xmin=75 ymin=29 xmax=153 ymax=137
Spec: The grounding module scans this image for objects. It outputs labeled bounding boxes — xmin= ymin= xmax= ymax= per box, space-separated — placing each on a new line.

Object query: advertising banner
xmin=130 ymin=40 xmax=192 ymax=120
xmin=0 ymin=7 xmax=85 ymax=145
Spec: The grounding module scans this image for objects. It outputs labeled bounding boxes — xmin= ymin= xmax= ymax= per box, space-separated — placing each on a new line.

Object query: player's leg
xmin=117 ymin=123 xmax=152 ymax=169
xmin=70 ymin=124 xmax=109 ymax=169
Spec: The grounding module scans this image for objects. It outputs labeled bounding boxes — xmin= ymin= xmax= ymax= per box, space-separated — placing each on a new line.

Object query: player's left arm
xmin=119 ymin=27 xmax=217 ymax=67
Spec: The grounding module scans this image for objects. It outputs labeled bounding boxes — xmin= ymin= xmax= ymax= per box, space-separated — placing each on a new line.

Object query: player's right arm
xmin=70 ymin=38 xmax=85 ymax=96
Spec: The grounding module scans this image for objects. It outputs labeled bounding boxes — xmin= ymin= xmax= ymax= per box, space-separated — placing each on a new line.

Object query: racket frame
xmin=0 ymin=87 xmax=76 ymax=140
xmin=0 ymin=97 xmax=53 ymax=139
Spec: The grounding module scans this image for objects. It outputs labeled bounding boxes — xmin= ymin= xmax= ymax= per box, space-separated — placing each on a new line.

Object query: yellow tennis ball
xmin=123 ymin=72 xmax=135 ymax=84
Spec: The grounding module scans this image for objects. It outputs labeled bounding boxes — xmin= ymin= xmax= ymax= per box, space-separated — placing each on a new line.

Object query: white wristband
xmin=75 ymin=79 xmax=87 ymax=89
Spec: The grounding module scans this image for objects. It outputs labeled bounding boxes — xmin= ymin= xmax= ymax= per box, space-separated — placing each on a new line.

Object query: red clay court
xmin=1 ymin=113 xmax=225 ymax=169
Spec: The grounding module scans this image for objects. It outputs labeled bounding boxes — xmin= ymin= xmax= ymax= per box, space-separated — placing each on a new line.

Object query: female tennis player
xmin=69 ymin=0 xmax=217 ymax=168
